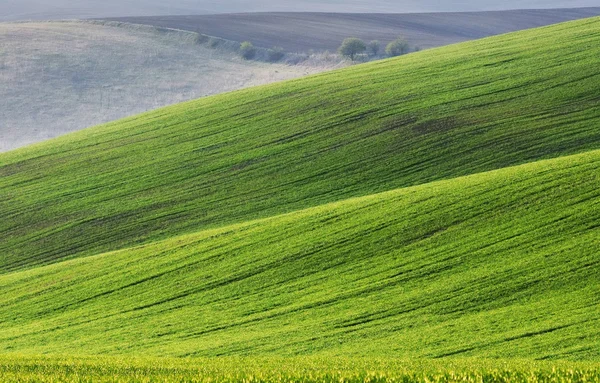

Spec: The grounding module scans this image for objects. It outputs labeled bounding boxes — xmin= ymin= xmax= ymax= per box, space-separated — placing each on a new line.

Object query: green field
xmin=1 ymin=16 xmax=599 ymax=382
xmin=1 ymin=148 xmax=599 ymax=358
xmin=2 ymin=17 xmax=600 ymax=272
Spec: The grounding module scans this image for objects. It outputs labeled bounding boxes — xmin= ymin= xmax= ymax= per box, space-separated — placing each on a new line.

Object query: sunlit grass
xmin=1 ymin=149 xmax=598 ymax=358
xmin=1 ymin=355 xmax=599 ymax=382
xmin=0 ymin=16 xmax=599 ymax=380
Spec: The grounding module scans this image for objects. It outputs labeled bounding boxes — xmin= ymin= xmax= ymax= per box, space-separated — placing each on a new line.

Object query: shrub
xmin=240 ymin=41 xmax=256 ymax=60
xmin=367 ymin=40 xmax=381 ymax=57
xmin=268 ymin=47 xmax=285 ymax=62
xmin=338 ymin=38 xmax=367 ymax=61
xmin=386 ymin=37 xmax=410 ymax=57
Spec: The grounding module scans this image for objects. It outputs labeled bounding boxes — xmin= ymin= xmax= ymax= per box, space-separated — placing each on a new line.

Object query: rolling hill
xmin=0 ymin=21 xmax=329 ymax=153
xmin=110 ymin=8 xmax=600 ymax=52
xmin=2 ymin=17 xmax=600 ymax=274
xmin=1 ymin=11 xmax=600 ymax=383
xmin=7 ymin=10 xmax=597 ymax=153
xmin=1 ymin=137 xmax=599 ymax=358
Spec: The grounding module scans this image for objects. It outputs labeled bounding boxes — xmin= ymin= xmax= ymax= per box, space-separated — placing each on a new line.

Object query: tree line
xmin=236 ymin=37 xmax=416 ymax=62
xmin=338 ymin=37 xmax=414 ymax=61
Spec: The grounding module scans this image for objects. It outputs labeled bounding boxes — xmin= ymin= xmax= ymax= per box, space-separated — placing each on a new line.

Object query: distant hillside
xmin=108 ymin=8 xmax=600 ymax=52
xmin=0 ymin=21 xmax=330 ymax=152
xmin=2 ymin=17 xmax=599 ymax=273
xmin=2 ymin=0 xmax=600 ymax=21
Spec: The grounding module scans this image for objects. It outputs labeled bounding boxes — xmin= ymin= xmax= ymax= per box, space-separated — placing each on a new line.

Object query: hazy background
xmin=2 ymin=0 xmax=600 ymax=21
xmin=2 ymin=0 xmax=599 ymax=152
xmin=113 ymin=9 xmax=600 ymax=52
xmin=0 ymin=22 xmax=330 ymax=152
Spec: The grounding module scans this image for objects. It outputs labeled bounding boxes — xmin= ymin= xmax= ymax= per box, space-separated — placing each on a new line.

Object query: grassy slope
xmin=2 ymin=17 xmax=600 ymax=273
xmin=1 ymin=149 xmax=599 ymax=359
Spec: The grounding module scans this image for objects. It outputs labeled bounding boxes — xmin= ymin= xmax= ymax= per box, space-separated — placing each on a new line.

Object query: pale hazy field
xmin=0 ymin=22 xmax=334 ymax=152
xmin=2 ymin=0 xmax=600 ymax=21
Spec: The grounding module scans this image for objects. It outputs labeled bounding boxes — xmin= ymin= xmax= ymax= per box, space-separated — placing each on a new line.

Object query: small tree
xmin=367 ymin=40 xmax=381 ymax=57
xmin=338 ymin=38 xmax=367 ymax=61
xmin=240 ymin=41 xmax=256 ymax=60
xmin=386 ymin=37 xmax=410 ymax=57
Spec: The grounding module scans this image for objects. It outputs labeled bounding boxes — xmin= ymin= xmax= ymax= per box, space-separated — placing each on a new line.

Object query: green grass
xmin=1 ymin=355 xmax=599 ymax=382
xmin=1 ymin=149 xmax=598 ymax=358
xmin=2 ymin=17 xmax=600 ymax=272
xmin=1 ymin=16 xmax=600 ymax=381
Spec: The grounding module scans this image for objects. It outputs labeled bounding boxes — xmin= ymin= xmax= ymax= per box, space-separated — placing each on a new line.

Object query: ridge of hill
xmin=2 ymin=0 xmax=600 ymax=21
xmin=108 ymin=8 xmax=600 ymax=52
xmin=1 ymin=17 xmax=600 ymax=273
xmin=1 ymin=148 xmax=599 ymax=358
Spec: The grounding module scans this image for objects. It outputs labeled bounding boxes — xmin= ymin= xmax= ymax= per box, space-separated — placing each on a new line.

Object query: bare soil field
xmin=0 ymin=21 xmax=333 ymax=152
xmin=109 ymin=8 xmax=600 ymax=52
xmin=2 ymin=0 xmax=600 ymax=22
